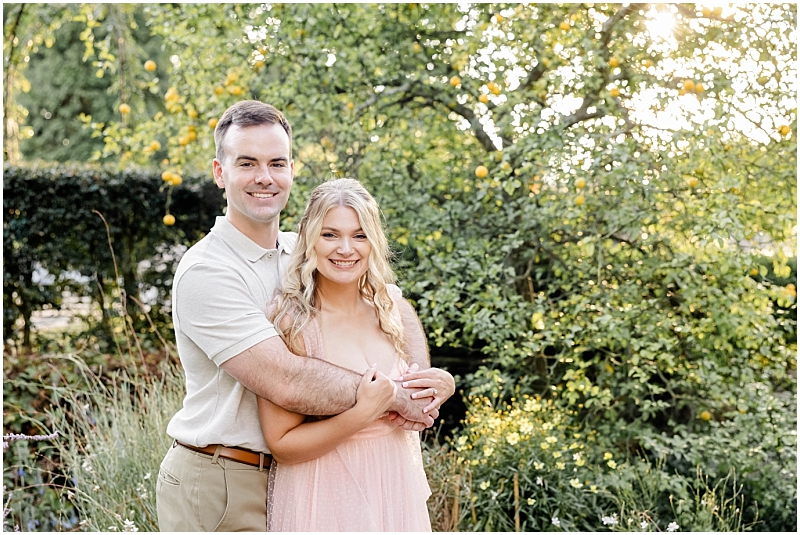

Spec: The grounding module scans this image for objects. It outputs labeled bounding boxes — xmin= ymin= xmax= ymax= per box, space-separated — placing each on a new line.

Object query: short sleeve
xmin=174 ymin=262 xmax=279 ymax=366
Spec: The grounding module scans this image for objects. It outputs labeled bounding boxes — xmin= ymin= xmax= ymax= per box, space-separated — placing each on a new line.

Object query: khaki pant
xmin=156 ymin=441 xmax=270 ymax=532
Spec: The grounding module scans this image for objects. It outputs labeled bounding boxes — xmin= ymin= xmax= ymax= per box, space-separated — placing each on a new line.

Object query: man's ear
xmin=212 ymin=158 xmax=224 ymax=189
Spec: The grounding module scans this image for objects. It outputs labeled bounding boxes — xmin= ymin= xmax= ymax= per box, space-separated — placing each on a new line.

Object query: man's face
xmin=212 ymin=123 xmax=294 ymax=242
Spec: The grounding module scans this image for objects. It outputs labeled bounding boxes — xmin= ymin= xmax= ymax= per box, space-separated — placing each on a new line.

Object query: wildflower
xmin=540 ymin=441 xmax=550 ymax=450
xmin=520 ymin=421 xmax=533 ymax=434
xmin=553 ymin=451 xmax=562 ymax=459
xmin=108 ymin=527 xmax=119 ymax=532
xmin=576 ymin=457 xmax=586 ymax=467
xmin=534 ymin=461 xmax=544 ymax=470
xmin=607 ymin=460 xmax=617 ymax=469
xmin=667 ymin=521 xmax=679 ymax=532
xmin=483 ymin=445 xmax=494 ymax=457
xmin=556 ymin=461 xmax=565 ymax=470
xmin=601 ymin=513 xmax=619 ymax=526
xmin=546 ymin=436 xmax=558 ymax=444
xmin=604 ymin=452 xmax=613 ymax=460
xmin=552 ymin=516 xmax=561 ymax=527
xmin=506 ymin=432 xmax=520 ymax=445
xmin=93 ymin=485 xmax=100 ymax=491
xmin=143 ymin=472 xmax=151 ymax=480
xmin=479 ymin=481 xmax=490 ymax=490
xmin=641 ymin=520 xmax=648 ymax=529
xmin=536 ymin=477 xmax=543 ymax=486
xmin=569 ymin=478 xmax=583 ymax=488
xmin=527 ymin=498 xmax=536 ymax=505
xmin=122 ymin=519 xmax=139 ymax=532
xmin=490 ymin=490 xmax=499 ymax=501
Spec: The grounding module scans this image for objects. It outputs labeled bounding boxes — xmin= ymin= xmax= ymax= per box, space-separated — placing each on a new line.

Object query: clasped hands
xmin=386 ymin=363 xmax=455 ymax=432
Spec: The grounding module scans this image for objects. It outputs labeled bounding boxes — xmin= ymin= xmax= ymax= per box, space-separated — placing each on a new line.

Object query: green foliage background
xmin=3 ymin=2 xmax=797 ymax=532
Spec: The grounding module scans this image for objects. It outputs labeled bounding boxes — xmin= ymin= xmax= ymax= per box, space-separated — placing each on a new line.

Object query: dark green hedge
xmin=3 ymin=163 xmax=225 ymax=347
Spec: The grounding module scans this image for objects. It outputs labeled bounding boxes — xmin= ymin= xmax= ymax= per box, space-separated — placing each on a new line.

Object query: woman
xmin=258 ymin=178 xmax=452 ymax=531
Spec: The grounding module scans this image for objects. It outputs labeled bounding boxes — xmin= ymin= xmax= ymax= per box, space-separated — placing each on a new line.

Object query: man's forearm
xmin=221 ymin=336 xmax=360 ymax=416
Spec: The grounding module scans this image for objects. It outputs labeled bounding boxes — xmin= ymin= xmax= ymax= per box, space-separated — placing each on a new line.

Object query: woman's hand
xmin=400 ymin=363 xmax=455 ymax=413
xmin=354 ymin=364 xmax=397 ymax=422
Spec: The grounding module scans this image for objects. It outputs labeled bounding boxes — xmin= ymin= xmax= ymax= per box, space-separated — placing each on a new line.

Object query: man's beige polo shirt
xmin=166 ymin=216 xmax=297 ymax=453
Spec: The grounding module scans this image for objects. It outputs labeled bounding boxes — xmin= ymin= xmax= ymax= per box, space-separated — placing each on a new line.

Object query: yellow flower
xmin=570 ymin=478 xmax=583 ymax=488
xmin=590 ymin=485 xmax=598 ymax=493
xmin=534 ymin=461 xmax=544 ymax=470
xmin=483 ymin=446 xmax=495 ymax=457
xmin=520 ymin=421 xmax=533 ymax=434
xmin=604 ymin=452 xmax=613 ymax=460
xmin=506 ymin=433 xmax=520 ymax=446
xmin=569 ymin=442 xmax=579 ymax=450
xmin=553 ymin=451 xmax=562 ymax=459
xmin=527 ymin=498 xmax=536 ymax=505
xmin=545 ymin=436 xmax=557 ymax=444
xmin=576 ymin=458 xmax=586 ymax=467
xmin=556 ymin=462 xmax=566 ymax=470
xmin=607 ymin=460 xmax=617 ymax=469
xmin=479 ymin=481 xmax=490 ymax=490
xmin=540 ymin=442 xmax=550 ymax=450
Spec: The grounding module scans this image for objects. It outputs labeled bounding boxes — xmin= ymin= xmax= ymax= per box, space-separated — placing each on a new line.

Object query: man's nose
xmin=254 ymin=165 xmax=274 ymax=184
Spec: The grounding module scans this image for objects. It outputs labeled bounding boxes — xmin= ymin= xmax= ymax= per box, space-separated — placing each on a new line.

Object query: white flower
xmin=667 ymin=521 xmax=679 ymax=532
xmin=601 ymin=514 xmax=619 ymax=526
xmin=122 ymin=519 xmax=139 ymax=532
xmin=490 ymin=490 xmax=499 ymax=501
xmin=143 ymin=472 xmax=151 ymax=480
xmin=92 ymin=485 xmax=100 ymax=492
xmin=641 ymin=520 xmax=648 ymax=529
xmin=552 ymin=516 xmax=561 ymax=527
xmin=536 ymin=476 xmax=543 ymax=486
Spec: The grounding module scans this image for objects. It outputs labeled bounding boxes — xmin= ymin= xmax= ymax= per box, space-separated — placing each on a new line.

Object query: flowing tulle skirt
xmin=267 ymin=420 xmax=432 ymax=532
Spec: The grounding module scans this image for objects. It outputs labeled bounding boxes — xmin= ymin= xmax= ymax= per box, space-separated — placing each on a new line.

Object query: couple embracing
xmin=155 ymin=100 xmax=455 ymax=532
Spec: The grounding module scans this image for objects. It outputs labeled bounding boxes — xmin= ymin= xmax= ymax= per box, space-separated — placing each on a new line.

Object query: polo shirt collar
xmin=211 ymin=216 xmax=288 ymax=263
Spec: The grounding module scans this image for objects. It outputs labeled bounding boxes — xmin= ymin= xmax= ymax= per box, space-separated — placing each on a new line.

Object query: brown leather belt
xmin=176 ymin=440 xmax=272 ymax=469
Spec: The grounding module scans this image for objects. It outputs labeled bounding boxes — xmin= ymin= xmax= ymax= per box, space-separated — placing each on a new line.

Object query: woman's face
xmin=313 ymin=206 xmax=372 ymax=286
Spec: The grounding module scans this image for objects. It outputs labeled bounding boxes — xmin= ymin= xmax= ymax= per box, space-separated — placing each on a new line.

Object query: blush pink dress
xmin=266 ymin=288 xmax=432 ymax=532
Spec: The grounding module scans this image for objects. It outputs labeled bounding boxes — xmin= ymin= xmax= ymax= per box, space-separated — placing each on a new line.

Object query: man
xmin=156 ymin=100 xmax=454 ymax=531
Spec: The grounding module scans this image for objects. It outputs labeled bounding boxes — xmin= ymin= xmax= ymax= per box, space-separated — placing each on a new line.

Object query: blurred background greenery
xmin=4 ymin=3 xmax=796 ymax=531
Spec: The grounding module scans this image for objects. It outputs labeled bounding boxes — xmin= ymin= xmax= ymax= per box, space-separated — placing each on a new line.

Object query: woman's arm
xmin=397 ymin=296 xmax=456 ymax=412
xmin=258 ymin=364 xmax=397 ymax=464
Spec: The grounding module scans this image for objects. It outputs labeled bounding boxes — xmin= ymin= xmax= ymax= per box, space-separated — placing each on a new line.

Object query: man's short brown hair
xmin=214 ymin=100 xmax=292 ymax=162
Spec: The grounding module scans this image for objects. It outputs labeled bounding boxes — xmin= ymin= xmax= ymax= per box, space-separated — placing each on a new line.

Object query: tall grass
xmin=45 ymin=357 xmax=183 ymax=532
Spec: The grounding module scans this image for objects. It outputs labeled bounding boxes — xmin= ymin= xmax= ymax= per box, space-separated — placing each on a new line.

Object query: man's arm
xmin=221 ymin=335 xmax=435 ymax=425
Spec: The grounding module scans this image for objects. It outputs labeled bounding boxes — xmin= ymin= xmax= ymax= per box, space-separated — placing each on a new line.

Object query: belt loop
xmin=258 ymin=453 xmax=265 ymax=472
xmin=211 ymin=445 xmax=223 ymax=465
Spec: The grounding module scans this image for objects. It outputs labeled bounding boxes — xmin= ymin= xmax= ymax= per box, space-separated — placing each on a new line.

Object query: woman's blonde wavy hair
xmin=270 ymin=178 xmax=406 ymax=361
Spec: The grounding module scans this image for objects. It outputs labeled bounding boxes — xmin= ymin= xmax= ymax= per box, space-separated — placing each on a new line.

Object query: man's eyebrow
xmin=233 ymin=155 xmax=258 ymax=163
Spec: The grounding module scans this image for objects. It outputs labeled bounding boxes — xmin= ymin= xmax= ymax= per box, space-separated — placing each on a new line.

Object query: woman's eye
xmin=355 ymin=234 xmax=368 ymax=240
xmin=322 ymin=232 xmax=336 ymax=238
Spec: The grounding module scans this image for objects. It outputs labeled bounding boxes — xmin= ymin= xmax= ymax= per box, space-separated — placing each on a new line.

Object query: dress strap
xmin=301 ymin=315 xmax=326 ymax=360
